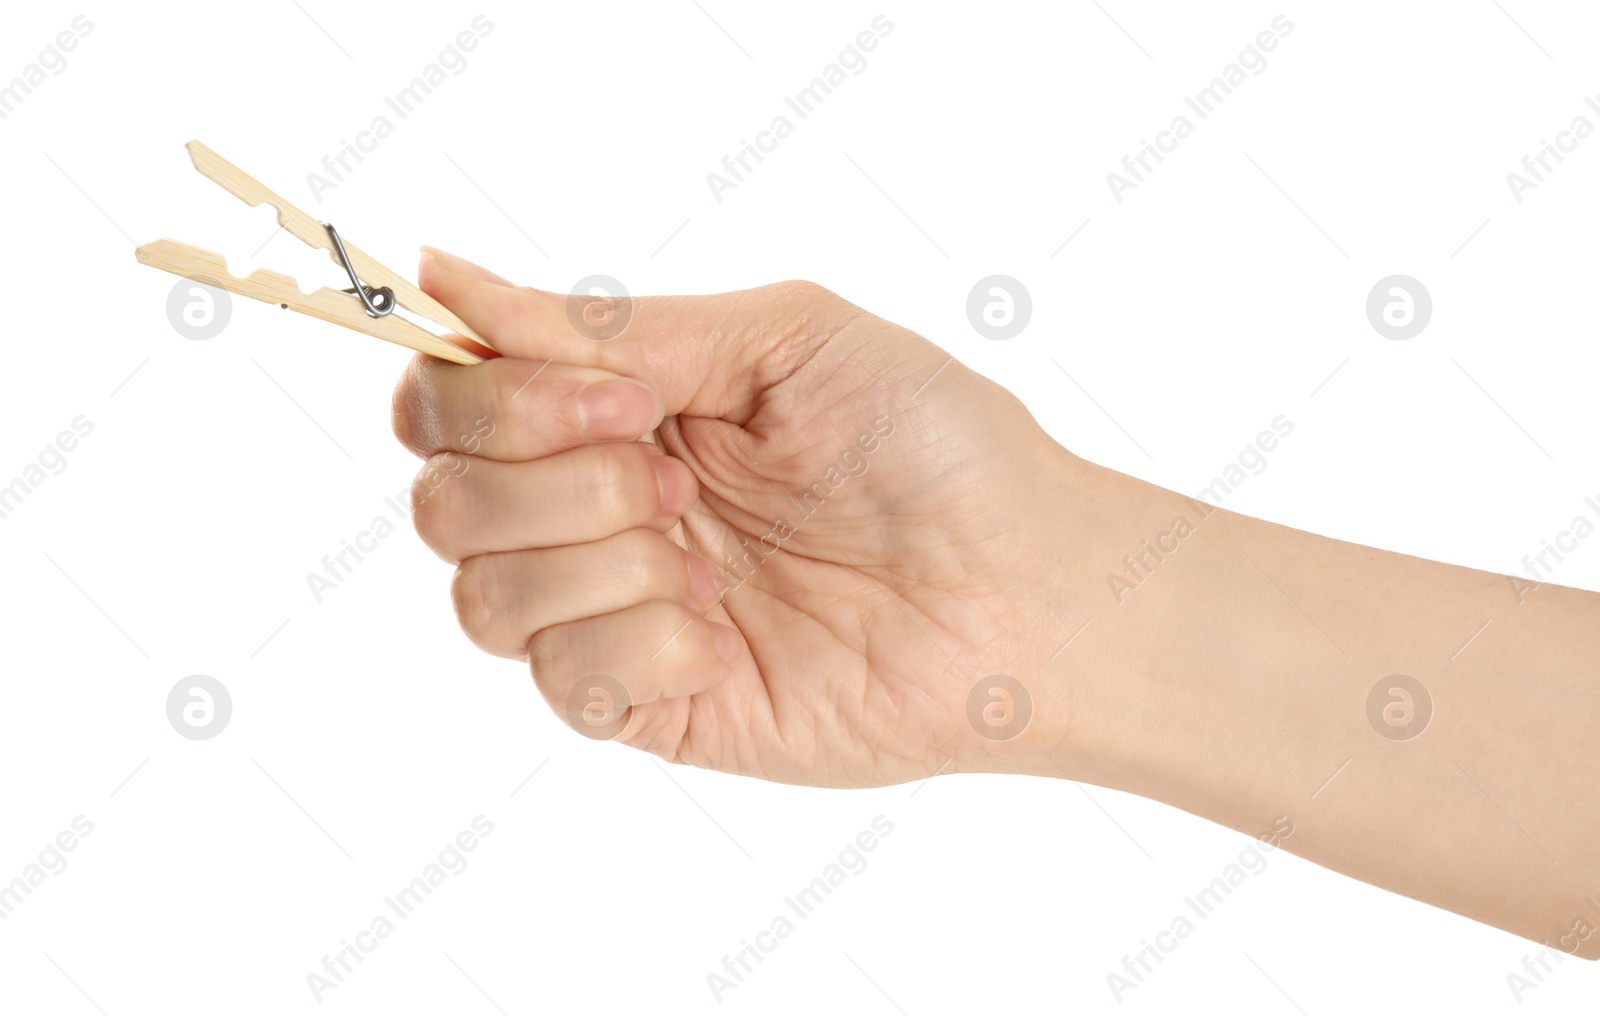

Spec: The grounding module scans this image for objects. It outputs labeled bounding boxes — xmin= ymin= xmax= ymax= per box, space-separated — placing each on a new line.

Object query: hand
xmin=393 ymin=250 xmax=1600 ymax=956
xmin=392 ymin=249 xmax=1100 ymax=787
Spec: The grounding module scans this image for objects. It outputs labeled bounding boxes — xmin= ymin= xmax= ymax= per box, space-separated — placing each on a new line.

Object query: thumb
xmin=418 ymin=247 xmax=853 ymax=423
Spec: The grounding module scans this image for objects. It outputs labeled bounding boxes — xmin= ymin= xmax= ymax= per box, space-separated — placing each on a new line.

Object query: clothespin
xmin=135 ymin=141 xmax=493 ymax=365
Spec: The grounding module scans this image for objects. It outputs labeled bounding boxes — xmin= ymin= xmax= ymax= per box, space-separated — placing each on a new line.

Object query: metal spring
xmin=323 ymin=221 xmax=395 ymax=318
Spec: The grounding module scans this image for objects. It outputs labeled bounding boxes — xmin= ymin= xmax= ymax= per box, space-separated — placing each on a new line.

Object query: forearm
xmin=1057 ymin=458 xmax=1600 ymax=957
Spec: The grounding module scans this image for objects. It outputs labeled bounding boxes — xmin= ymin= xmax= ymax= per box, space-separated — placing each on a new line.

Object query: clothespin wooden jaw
xmin=135 ymin=141 xmax=493 ymax=365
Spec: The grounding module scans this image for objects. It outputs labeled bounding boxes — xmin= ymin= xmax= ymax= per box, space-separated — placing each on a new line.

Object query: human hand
xmin=392 ymin=249 xmax=1600 ymax=957
xmin=392 ymin=249 xmax=1106 ymax=788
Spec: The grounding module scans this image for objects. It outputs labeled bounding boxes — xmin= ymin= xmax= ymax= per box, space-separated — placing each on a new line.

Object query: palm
xmin=633 ymin=318 xmax=1063 ymax=787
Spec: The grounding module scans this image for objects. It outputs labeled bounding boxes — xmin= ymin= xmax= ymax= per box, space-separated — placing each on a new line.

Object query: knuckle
xmin=769 ymin=278 xmax=827 ymax=302
xmin=479 ymin=288 xmax=530 ymax=337
xmin=390 ymin=356 xmax=432 ymax=451
xmin=580 ymin=446 xmax=640 ymax=524
xmin=613 ymin=529 xmax=687 ymax=599
xmin=478 ymin=285 xmax=559 ymax=342
xmin=643 ymin=600 xmax=699 ymax=665
xmin=758 ymin=280 xmax=861 ymax=347
xmin=410 ymin=454 xmax=470 ymax=559
xmin=483 ymin=359 xmax=539 ymax=449
xmin=450 ymin=561 xmax=493 ymax=643
xmin=526 ymin=622 xmax=573 ymax=693
xmin=454 ymin=560 xmax=527 ymax=659
xmin=525 ymin=639 xmax=560 ymax=695
xmin=765 ymin=278 xmax=847 ymax=318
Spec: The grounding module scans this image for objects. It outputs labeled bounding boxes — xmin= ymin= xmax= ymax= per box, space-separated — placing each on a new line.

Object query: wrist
xmin=950 ymin=447 xmax=1179 ymax=783
xmin=1025 ymin=458 xmax=1298 ymax=823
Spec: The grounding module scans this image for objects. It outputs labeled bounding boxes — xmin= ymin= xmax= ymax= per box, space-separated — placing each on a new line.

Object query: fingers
xmin=411 ymin=442 xmax=699 ymax=563
xmin=417 ymin=248 xmax=859 ymax=421
xmin=452 ymin=530 xmax=723 ymax=659
xmin=532 ymin=600 xmax=744 ymax=737
xmin=406 ymin=247 xmax=830 ymax=745
xmin=393 ymin=354 xmax=665 ymax=461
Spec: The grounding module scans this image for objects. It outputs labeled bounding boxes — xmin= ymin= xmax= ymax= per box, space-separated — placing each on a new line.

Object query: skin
xmin=392 ymin=247 xmax=1600 ymax=960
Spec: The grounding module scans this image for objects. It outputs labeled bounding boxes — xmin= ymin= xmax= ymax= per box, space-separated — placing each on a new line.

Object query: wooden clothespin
xmin=135 ymin=141 xmax=492 ymax=365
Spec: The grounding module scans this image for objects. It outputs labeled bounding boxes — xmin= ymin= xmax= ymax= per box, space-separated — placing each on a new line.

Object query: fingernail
xmin=652 ymin=456 xmax=696 ymax=515
xmin=711 ymin=623 xmax=741 ymax=663
xmin=578 ymin=379 xmax=662 ymax=441
xmin=687 ymin=554 xmax=722 ymax=608
xmin=419 ymin=246 xmax=514 ymax=286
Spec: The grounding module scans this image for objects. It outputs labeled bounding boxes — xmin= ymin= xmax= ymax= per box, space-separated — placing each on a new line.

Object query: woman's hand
xmin=394 ymin=249 xmax=1600 ymax=956
xmin=392 ymin=249 xmax=1106 ymax=788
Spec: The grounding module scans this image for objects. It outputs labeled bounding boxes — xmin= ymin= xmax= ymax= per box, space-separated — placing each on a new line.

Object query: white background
xmin=2 ymin=1 xmax=1597 ymax=1012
